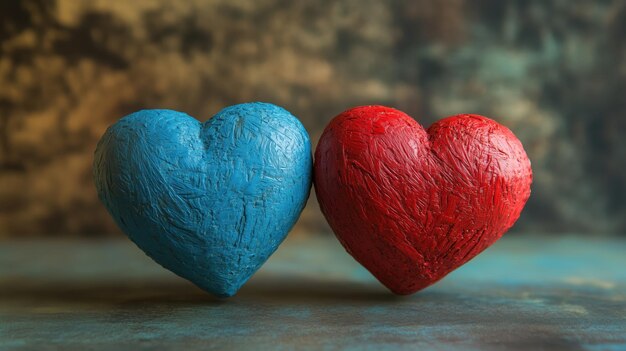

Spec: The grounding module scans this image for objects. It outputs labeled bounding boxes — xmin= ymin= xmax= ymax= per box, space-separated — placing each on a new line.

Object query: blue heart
xmin=94 ymin=103 xmax=312 ymax=297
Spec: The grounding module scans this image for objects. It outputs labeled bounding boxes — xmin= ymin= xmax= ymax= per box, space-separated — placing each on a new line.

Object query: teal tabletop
xmin=1 ymin=234 xmax=625 ymax=351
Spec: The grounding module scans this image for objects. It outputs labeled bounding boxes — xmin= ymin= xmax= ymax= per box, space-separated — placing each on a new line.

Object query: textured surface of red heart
xmin=314 ymin=106 xmax=532 ymax=295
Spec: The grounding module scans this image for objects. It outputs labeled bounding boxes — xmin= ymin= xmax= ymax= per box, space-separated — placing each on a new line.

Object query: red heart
xmin=314 ymin=106 xmax=532 ymax=295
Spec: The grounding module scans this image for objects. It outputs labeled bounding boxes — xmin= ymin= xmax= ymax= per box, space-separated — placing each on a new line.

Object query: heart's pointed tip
xmin=383 ymin=277 xmax=437 ymax=296
xmin=200 ymin=285 xmax=240 ymax=299
xmin=213 ymin=289 xmax=238 ymax=299
xmin=194 ymin=276 xmax=248 ymax=298
xmin=387 ymin=286 xmax=421 ymax=296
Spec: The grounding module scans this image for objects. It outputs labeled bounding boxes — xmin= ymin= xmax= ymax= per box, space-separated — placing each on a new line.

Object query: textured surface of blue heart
xmin=94 ymin=103 xmax=312 ymax=297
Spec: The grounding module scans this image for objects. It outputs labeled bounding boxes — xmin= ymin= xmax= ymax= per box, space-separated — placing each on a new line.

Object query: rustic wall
xmin=1 ymin=0 xmax=625 ymax=236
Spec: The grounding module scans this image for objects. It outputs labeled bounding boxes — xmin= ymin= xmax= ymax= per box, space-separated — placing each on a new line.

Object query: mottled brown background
xmin=1 ymin=0 xmax=625 ymax=237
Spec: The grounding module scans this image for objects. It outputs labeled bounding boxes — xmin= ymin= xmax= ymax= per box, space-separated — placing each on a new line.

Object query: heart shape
xmin=314 ymin=106 xmax=532 ymax=295
xmin=94 ymin=103 xmax=312 ymax=297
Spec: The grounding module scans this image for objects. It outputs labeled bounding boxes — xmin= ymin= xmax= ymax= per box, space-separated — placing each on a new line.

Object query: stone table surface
xmin=0 ymin=234 xmax=625 ymax=351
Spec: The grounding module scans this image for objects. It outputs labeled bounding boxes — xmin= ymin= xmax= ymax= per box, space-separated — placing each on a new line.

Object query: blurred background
xmin=1 ymin=0 xmax=625 ymax=237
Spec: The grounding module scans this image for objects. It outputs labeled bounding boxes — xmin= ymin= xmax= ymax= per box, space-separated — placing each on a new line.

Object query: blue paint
xmin=93 ymin=103 xmax=312 ymax=297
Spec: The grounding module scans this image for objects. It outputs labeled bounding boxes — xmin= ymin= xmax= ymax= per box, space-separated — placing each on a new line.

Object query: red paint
xmin=314 ymin=106 xmax=532 ymax=295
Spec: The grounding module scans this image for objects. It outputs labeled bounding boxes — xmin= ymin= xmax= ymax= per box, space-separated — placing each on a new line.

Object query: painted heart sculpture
xmin=94 ymin=103 xmax=312 ymax=297
xmin=314 ymin=106 xmax=532 ymax=295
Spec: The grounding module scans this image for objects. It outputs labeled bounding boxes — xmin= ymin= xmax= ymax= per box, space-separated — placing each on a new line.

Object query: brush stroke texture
xmin=314 ymin=106 xmax=532 ymax=295
xmin=94 ymin=103 xmax=312 ymax=297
